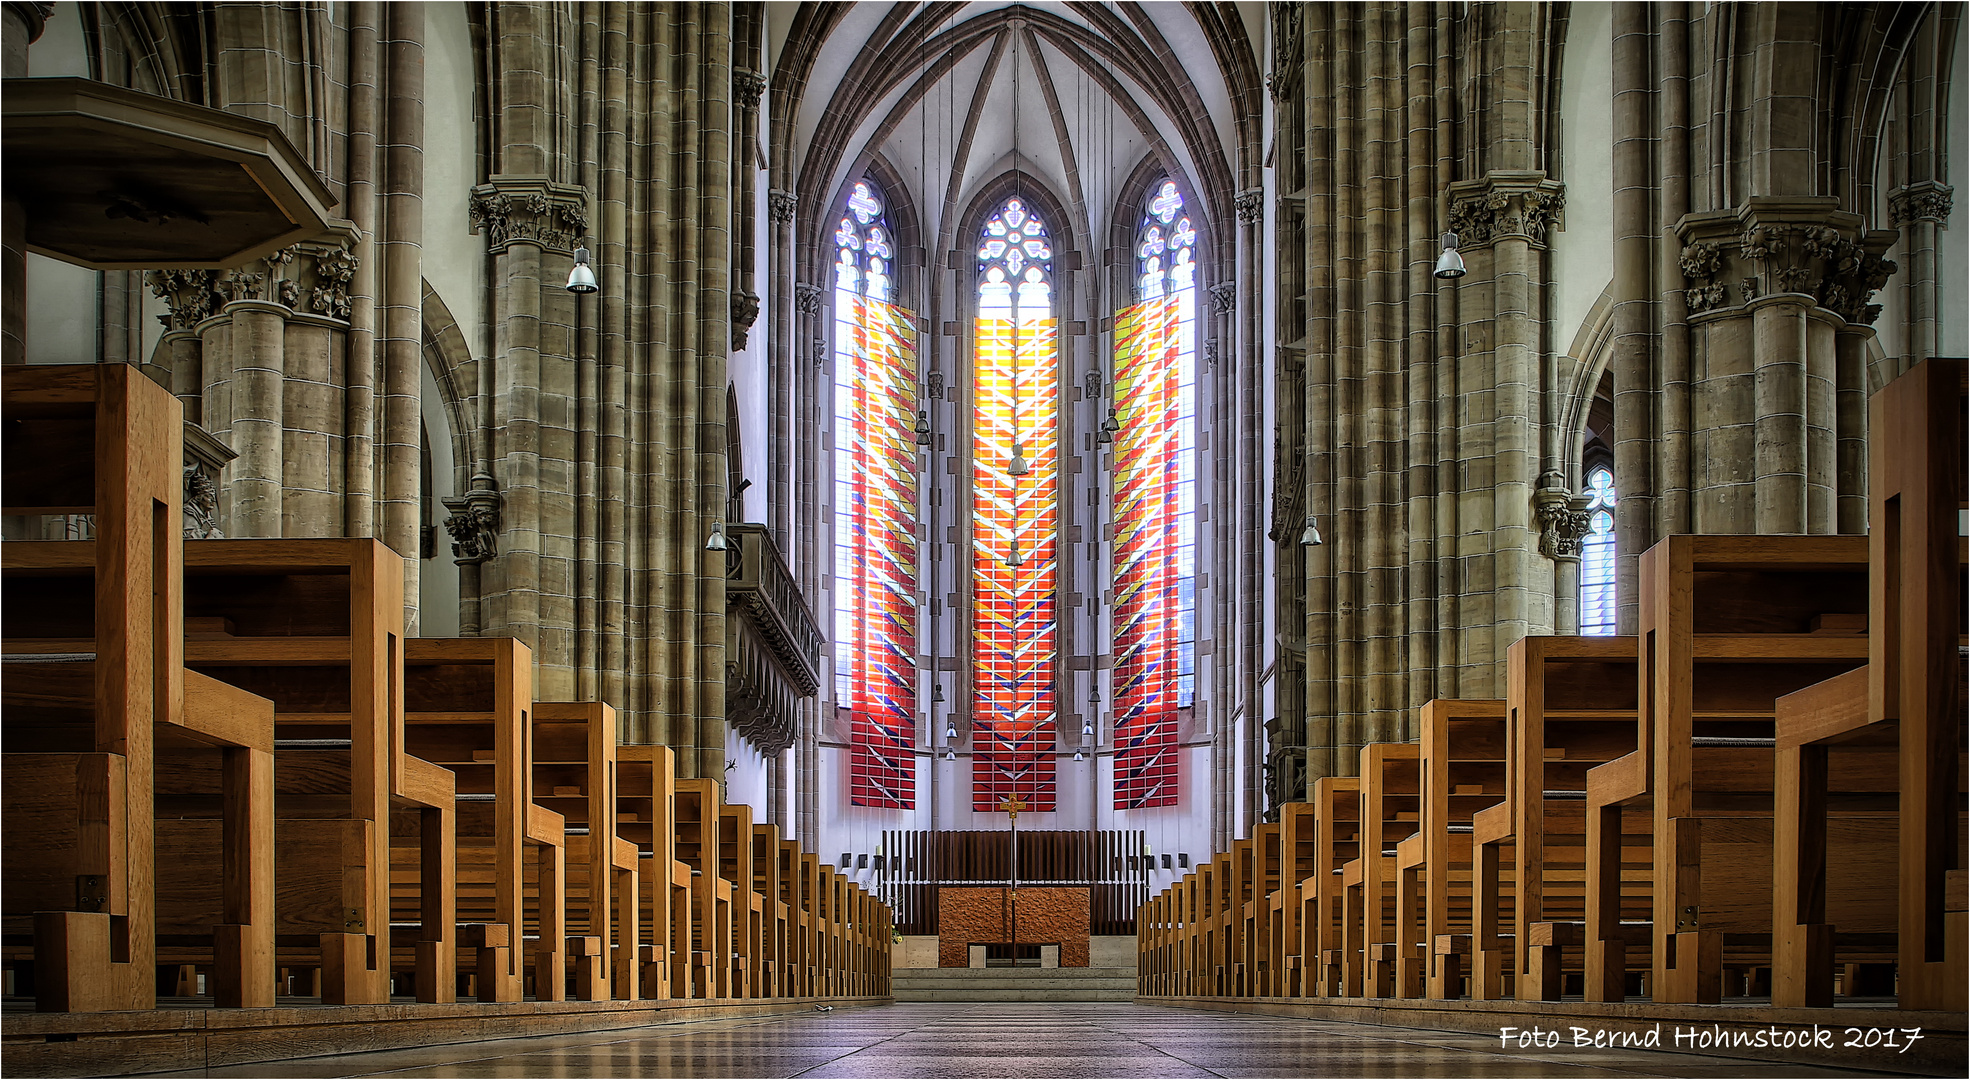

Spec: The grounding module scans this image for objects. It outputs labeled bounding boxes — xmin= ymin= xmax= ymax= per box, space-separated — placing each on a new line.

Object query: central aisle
xmin=155 ymin=1002 xmax=1902 ymax=1078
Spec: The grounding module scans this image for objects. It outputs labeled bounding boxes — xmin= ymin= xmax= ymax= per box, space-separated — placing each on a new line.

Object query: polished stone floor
xmin=152 ymin=1002 xmax=1910 ymax=1078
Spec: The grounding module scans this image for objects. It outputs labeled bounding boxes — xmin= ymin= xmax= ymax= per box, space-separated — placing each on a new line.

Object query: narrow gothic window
xmin=1579 ymin=465 xmax=1617 ymax=636
xmin=1111 ymin=178 xmax=1196 ymax=809
xmin=971 ymin=198 xmax=1058 ymax=811
xmin=833 ymin=178 xmax=918 ymax=808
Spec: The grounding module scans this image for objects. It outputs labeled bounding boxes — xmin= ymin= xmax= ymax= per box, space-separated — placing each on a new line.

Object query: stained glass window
xmin=833 ymin=178 xmax=918 ymax=808
xmin=1111 ymin=179 xmax=1196 ymax=810
xmin=1579 ymin=465 xmax=1616 ymax=636
xmin=972 ymin=198 xmax=1058 ymax=812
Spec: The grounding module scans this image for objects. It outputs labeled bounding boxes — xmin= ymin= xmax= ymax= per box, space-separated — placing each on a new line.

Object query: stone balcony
xmin=723 ymin=523 xmax=821 ymax=756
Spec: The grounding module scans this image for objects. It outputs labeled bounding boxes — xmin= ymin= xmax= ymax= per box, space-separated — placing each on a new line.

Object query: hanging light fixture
xmin=1299 ymin=515 xmax=1323 ymax=546
xmin=1006 ymin=538 xmax=1024 ymax=569
xmin=705 ymin=520 xmax=730 ymax=551
xmin=1073 ymin=749 xmax=1084 ymax=762
xmin=945 ymin=722 xmax=958 ymax=740
xmin=1433 ymin=231 xmax=1467 ymax=280
xmin=1008 ymin=441 xmax=1029 ymax=476
xmin=946 ymin=747 xmax=956 ymax=761
xmin=566 ymin=243 xmax=598 ymax=294
xmin=1082 ymin=720 xmax=1094 ymax=737
xmin=914 ymin=409 xmax=932 ymax=446
xmin=933 ymin=683 xmax=945 ymax=703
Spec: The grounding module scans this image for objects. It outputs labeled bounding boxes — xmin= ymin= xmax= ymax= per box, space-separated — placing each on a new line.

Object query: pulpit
xmin=937 ymin=886 xmax=1090 ymax=967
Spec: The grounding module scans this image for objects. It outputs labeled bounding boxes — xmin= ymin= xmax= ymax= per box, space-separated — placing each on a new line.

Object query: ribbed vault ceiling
xmin=771 ymin=2 xmax=1263 ymax=267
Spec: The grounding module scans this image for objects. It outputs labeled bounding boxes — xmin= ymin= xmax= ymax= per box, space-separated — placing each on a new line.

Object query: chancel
xmin=1 ymin=2 xmax=1964 ymax=1078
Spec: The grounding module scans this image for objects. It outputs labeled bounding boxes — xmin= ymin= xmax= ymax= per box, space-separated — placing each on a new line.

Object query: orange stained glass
xmin=970 ymin=312 xmax=1058 ymax=812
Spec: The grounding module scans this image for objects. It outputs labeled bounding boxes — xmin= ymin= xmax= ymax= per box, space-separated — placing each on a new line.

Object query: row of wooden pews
xmin=1141 ymin=359 xmax=1965 ymax=1020
xmin=2 ymin=363 xmax=891 ymax=1017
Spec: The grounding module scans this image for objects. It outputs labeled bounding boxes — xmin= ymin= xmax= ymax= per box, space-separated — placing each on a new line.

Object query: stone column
xmin=731 ymin=69 xmax=765 ymax=352
xmin=149 ymin=271 xmax=221 ymax=421
xmin=380 ymin=2 xmax=424 ymax=629
xmin=1889 ymin=182 xmax=1953 ymax=373
xmin=469 ymin=177 xmax=590 ymax=684
xmin=1446 ymin=173 xmax=1566 ymax=667
xmin=1675 ymin=198 xmax=1896 ymax=535
xmin=276 ymin=228 xmax=361 ymax=538
xmin=1535 ymin=490 xmax=1590 ymax=635
xmin=226 ymin=289 xmax=289 ymax=540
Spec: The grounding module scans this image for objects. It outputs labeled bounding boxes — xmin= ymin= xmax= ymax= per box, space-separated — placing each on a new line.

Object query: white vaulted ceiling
xmin=770 ymin=2 xmax=1262 ymax=272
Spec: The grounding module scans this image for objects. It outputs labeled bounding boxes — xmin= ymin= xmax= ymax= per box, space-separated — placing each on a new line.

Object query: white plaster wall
xmin=24 ymin=254 xmax=98 ymax=365
xmin=419 ymin=362 xmax=461 ymax=638
xmin=421 ymin=3 xmax=486 ymax=367
xmin=1940 ymin=25 xmax=1968 ymax=359
xmin=724 ymin=725 xmax=771 ymax=819
xmin=413 ymin=2 xmax=480 ymax=641
xmin=28 ymin=2 xmax=88 ymax=76
xmin=23 ymin=5 xmax=99 ymax=366
xmin=1550 ymin=0 xmax=1615 ymax=361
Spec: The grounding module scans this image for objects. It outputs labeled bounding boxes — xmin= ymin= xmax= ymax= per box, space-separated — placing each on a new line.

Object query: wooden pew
xmin=180 ymin=538 xmax=453 ymax=1006
xmin=717 ymin=798 xmax=761 ymax=998
xmin=753 ymin=822 xmax=787 ymax=996
xmin=1772 ymin=668 xmax=1900 ymax=1004
xmin=1300 ymin=776 xmax=1360 ymax=996
xmin=1624 ymin=535 xmax=1871 ymax=1004
xmin=399 ymin=636 xmax=544 ymax=1002
xmin=2 ymin=363 xmax=180 ymax=1011
xmin=1869 ymin=358 xmax=1968 ymax=1011
xmin=613 ymin=745 xmax=679 ymax=1000
xmin=675 ymin=778 xmax=735 ymax=998
xmin=1244 ymin=824 xmax=1279 ymax=996
xmin=1354 ymin=743 xmax=1421 ymax=998
xmin=534 ymin=701 xmax=636 ymax=1002
xmin=1772 ymin=358 xmax=1968 ymax=1010
xmin=1416 ymin=699 xmax=1506 ymax=1000
xmin=1494 ymin=636 xmax=1650 ymax=1003
xmin=1268 ymin=803 xmax=1317 ymax=996
xmin=1228 ymin=833 xmax=1261 ymax=995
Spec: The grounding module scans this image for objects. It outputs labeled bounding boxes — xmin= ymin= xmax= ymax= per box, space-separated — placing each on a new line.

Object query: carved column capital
xmin=1447 ymin=172 xmax=1567 ymax=250
xmin=1675 ymin=198 xmax=1898 ymax=323
xmin=266 ymin=218 xmax=362 ymax=320
xmin=794 ymin=282 xmax=824 ymax=317
xmin=1209 ymin=281 xmax=1236 ymax=315
xmin=769 ymin=189 xmax=797 ymax=224
xmin=469 ymin=176 xmax=591 ymax=254
xmin=1534 ymin=487 xmax=1591 ymax=560
xmin=147 ymin=269 xmax=221 ymax=332
xmin=1889 ymin=181 xmax=1954 ymax=228
xmin=1235 ymin=189 xmax=1265 ymax=225
xmin=733 ymin=70 xmax=767 ymax=112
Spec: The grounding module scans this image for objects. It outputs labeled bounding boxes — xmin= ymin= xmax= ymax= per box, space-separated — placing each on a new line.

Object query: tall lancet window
xmin=833 ymin=178 xmax=918 ymax=809
xmin=972 ymin=198 xmax=1058 ymax=811
xmin=1110 ymin=178 xmax=1197 ymax=810
xmin=1579 ymin=465 xmax=1617 ymax=636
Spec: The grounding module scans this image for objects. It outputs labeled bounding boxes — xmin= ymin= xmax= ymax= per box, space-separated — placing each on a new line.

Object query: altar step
xmin=890 ymin=966 xmax=1138 ymax=1002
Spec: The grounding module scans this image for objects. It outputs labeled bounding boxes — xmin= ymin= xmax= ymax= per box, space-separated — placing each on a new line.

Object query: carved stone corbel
xmin=442 ymin=479 xmax=503 ymax=564
xmin=1534 ymin=485 xmax=1591 ymax=559
xmin=732 ymin=289 xmax=762 ymax=350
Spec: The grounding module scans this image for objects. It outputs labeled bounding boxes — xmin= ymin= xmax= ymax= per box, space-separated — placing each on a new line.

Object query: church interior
xmin=1 ymin=1 xmax=1965 ymax=1077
